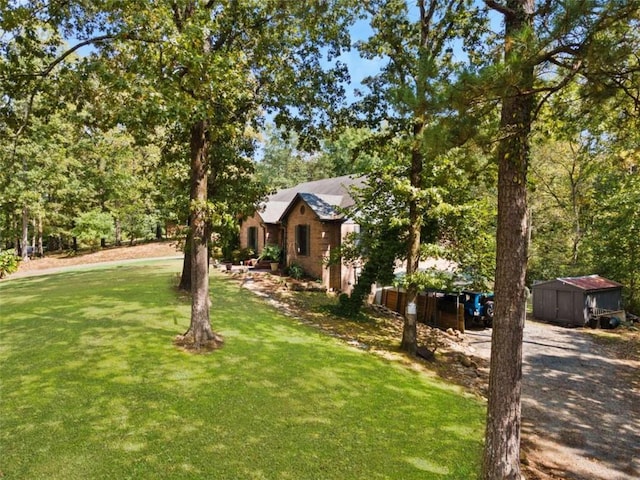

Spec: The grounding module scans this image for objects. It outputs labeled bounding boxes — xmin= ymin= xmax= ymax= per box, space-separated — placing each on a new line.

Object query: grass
xmin=0 ymin=260 xmax=485 ymax=479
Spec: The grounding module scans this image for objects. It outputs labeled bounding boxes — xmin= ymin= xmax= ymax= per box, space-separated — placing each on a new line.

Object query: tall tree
xmin=92 ymin=1 xmax=354 ymax=348
xmin=1 ymin=1 xmax=356 ymax=349
xmin=483 ymin=3 xmax=534 ymax=477
xmin=481 ymin=1 xmax=640 ymax=477
xmin=356 ymin=0 xmax=484 ymax=354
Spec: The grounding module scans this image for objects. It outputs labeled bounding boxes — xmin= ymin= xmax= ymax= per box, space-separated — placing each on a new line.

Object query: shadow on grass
xmin=1 ymin=263 xmax=485 ymax=479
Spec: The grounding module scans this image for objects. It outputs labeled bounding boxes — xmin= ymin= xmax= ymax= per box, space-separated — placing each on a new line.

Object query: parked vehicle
xmin=463 ymin=291 xmax=494 ymax=328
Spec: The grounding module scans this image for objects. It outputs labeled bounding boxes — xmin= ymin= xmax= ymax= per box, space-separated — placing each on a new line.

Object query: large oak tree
xmin=1 ymin=1 xmax=356 ymax=349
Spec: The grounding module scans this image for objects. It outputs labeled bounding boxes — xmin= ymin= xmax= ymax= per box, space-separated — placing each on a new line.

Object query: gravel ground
xmin=463 ymin=321 xmax=640 ymax=480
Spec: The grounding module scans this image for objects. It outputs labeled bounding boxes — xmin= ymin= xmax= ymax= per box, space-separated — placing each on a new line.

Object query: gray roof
xmin=257 ymin=175 xmax=364 ymax=224
xmin=259 ymin=201 xmax=290 ymax=224
xmin=295 ymin=193 xmax=343 ymax=221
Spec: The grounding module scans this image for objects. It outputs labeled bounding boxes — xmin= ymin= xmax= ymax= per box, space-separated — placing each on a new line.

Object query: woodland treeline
xmin=2 ymin=14 xmax=638 ymax=311
xmin=1 ymin=2 xmax=638 ymax=478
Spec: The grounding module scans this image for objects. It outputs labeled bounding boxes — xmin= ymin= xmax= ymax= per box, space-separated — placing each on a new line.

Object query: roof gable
xmin=257 ymin=175 xmax=364 ymax=224
xmin=283 ymin=193 xmax=344 ymax=221
xmin=257 ymin=201 xmax=290 ymax=224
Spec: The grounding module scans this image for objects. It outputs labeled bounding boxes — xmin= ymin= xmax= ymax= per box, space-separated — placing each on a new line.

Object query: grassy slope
xmin=0 ymin=260 xmax=484 ymax=479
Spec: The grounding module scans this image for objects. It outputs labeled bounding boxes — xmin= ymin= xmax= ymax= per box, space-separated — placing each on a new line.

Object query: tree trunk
xmin=36 ymin=215 xmax=43 ymax=257
xmin=115 ymin=218 xmax=122 ymax=246
xmin=178 ymin=227 xmax=193 ymax=291
xmin=182 ymin=119 xmax=220 ymax=349
xmin=401 ymin=127 xmax=424 ymax=356
xmin=21 ymin=205 xmax=29 ymax=261
xmin=483 ymin=1 xmax=534 ymax=479
xmin=31 ymin=218 xmax=36 ymax=255
xmin=401 ymin=183 xmax=421 ymax=355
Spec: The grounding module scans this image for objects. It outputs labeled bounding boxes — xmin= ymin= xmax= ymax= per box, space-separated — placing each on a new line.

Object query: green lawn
xmin=0 ymin=260 xmax=485 ymax=479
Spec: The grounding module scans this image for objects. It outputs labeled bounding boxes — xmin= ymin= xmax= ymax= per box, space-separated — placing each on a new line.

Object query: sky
xmin=337 ymin=18 xmax=381 ymax=105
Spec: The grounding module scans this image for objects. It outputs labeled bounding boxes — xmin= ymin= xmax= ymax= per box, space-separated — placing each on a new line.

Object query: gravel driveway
xmin=464 ymin=321 xmax=640 ymax=480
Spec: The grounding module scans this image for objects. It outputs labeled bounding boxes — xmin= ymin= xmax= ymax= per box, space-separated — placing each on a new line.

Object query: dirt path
xmin=464 ymin=323 xmax=640 ymax=480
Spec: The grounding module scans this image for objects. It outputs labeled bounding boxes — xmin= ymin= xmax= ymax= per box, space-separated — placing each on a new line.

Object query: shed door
xmin=557 ymin=291 xmax=573 ymax=322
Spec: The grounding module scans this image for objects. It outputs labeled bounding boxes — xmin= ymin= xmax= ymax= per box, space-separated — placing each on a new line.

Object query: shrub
xmin=258 ymin=244 xmax=281 ymax=262
xmin=230 ymin=248 xmax=254 ymax=264
xmin=120 ymin=211 xmax=157 ymax=245
xmin=287 ymin=263 xmax=304 ymax=279
xmin=0 ymin=249 xmax=19 ymax=278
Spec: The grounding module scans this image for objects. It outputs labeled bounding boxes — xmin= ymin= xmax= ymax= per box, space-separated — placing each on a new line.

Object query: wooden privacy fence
xmin=379 ymin=287 xmax=465 ymax=332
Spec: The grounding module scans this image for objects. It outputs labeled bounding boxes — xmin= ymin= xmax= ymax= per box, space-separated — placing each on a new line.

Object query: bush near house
xmin=0 ymin=249 xmax=19 ymax=278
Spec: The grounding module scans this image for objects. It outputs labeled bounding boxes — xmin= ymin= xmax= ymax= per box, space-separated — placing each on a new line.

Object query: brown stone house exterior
xmin=240 ymin=175 xmax=365 ymax=293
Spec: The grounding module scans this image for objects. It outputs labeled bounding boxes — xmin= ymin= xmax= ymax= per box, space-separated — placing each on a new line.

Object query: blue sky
xmin=338 ymin=18 xmax=381 ymax=104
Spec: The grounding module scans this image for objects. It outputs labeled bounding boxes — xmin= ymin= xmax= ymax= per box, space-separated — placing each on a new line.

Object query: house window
xmin=247 ymin=226 xmax=258 ymax=254
xmin=296 ymin=224 xmax=310 ymax=256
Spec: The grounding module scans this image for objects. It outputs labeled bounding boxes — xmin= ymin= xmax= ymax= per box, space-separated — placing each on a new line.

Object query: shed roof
xmin=534 ymin=275 xmax=623 ymax=291
xmin=256 ymin=175 xmax=364 ymax=224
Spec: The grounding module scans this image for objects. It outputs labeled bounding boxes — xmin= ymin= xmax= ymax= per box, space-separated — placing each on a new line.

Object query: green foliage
xmin=287 ymin=263 xmax=305 ymax=280
xmin=0 ymin=250 xmax=19 ymax=278
xmin=336 ymin=259 xmax=388 ymax=319
xmin=586 ymin=168 xmax=640 ymax=313
xmin=318 ymin=127 xmax=382 ymax=175
xmin=258 ymin=243 xmax=281 ymax=262
xmin=256 ymin=125 xmax=376 ymax=191
xmin=71 ymin=210 xmax=114 ymax=250
xmin=397 ymin=269 xmax=455 ymax=292
xmin=230 ymin=248 xmax=255 ymax=263
xmin=332 ymin=142 xmax=496 ymax=317
xmin=255 ymin=127 xmax=311 ymax=189
xmin=334 ymin=185 xmax=400 ymax=317
xmin=0 ymin=262 xmax=485 ymax=479
xmin=120 ymin=211 xmax=157 ymax=245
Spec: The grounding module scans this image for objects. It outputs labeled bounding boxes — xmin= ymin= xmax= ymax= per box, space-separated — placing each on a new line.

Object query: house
xmin=240 ymin=175 xmax=365 ymax=293
xmin=532 ymin=275 xmax=624 ymax=326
